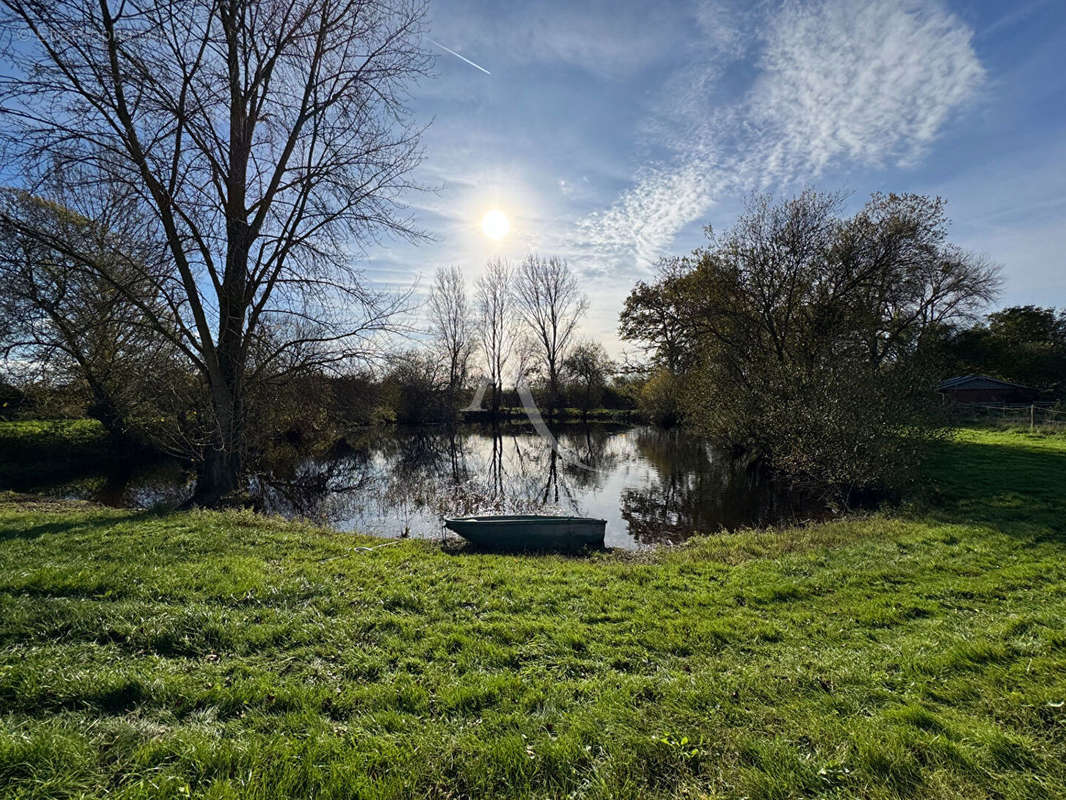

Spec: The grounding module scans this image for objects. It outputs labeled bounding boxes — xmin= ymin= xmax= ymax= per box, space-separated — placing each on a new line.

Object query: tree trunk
xmin=86 ymin=381 xmax=128 ymax=447
xmin=190 ymin=54 xmax=254 ymax=507
xmin=490 ymin=381 xmax=501 ymax=418
xmin=548 ymin=362 xmax=559 ymax=421
xmin=196 ymin=444 xmax=239 ymax=504
xmin=192 ymin=228 xmax=249 ymax=505
xmin=193 ymin=377 xmax=243 ymax=505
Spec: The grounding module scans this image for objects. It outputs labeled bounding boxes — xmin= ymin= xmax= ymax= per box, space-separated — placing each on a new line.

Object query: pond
xmin=20 ymin=423 xmax=824 ymax=550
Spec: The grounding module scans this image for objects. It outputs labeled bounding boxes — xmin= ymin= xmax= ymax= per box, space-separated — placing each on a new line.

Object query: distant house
xmin=937 ymin=374 xmax=1039 ymax=405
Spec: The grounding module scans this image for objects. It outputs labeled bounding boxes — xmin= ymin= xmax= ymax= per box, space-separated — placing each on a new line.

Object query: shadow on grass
xmin=440 ymin=540 xmax=610 ymax=559
xmin=0 ymin=456 xmax=117 ymax=490
xmin=0 ymin=508 xmax=161 ymax=542
xmin=914 ymin=435 xmax=1066 ymax=539
xmin=0 ymin=677 xmax=150 ymax=716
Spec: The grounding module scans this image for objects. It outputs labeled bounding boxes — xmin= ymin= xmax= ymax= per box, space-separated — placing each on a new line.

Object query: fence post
xmin=1030 ymin=404 xmax=1035 ymax=432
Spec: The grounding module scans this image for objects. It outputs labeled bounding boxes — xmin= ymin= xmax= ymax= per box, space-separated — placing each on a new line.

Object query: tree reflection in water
xmin=253 ymin=424 xmax=816 ymax=549
xmin=616 ymin=427 xmax=809 ymax=545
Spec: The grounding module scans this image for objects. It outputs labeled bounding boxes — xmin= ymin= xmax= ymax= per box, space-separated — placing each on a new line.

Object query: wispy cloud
xmin=575 ymin=0 xmax=985 ymax=273
xmin=751 ymin=0 xmax=984 ymax=179
xmin=575 ymin=160 xmax=719 ymax=272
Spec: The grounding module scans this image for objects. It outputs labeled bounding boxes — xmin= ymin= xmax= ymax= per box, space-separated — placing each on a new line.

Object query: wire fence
xmin=951 ymin=402 xmax=1066 ymax=432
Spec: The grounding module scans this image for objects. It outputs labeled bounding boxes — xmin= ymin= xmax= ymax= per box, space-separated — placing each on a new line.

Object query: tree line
xmin=6 ymin=181 xmax=1062 ymax=504
xmin=5 ymin=182 xmax=1062 ymax=503
xmin=939 ymin=305 xmax=1066 ymax=396
xmin=422 ymin=255 xmax=614 ymax=419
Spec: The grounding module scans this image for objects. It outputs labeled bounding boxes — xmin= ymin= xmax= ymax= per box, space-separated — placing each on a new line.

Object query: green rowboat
xmin=443 ymin=514 xmax=606 ymax=551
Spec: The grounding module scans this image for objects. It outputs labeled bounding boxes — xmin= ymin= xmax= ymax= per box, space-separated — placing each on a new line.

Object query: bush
xmin=638 ymin=369 xmax=682 ymax=427
xmin=0 ymin=381 xmax=23 ymax=419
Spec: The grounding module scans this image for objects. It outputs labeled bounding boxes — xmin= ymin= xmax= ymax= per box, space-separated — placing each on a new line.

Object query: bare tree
xmin=511 ymin=330 xmax=539 ymax=389
xmin=514 ymin=254 xmax=589 ymax=413
xmin=427 ymin=265 xmax=473 ymax=413
xmin=475 ymin=258 xmax=513 ymax=416
xmin=0 ymin=0 xmax=428 ymax=503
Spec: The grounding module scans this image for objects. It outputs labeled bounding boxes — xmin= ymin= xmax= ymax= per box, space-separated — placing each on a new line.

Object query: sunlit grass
xmin=0 ymin=418 xmax=108 ymax=449
xmin=0 ymin=428 xmax=1064 ymax=798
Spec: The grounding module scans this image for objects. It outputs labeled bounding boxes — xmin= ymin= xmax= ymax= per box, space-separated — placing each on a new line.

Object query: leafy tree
xmin=0 ymin=380 xmax=23 ymax=419
xmin=637 ymin=368 xmax=683 ymax=427
xmin=622 ymin=191 xmax=1000 ymax=494
xmin=618 ymin=257 xmax=693 ymax=374
xmin=945 ymin=306 xmax=1066 ymax=396
xmin=563 ymin=340 xmax=613 ymax=420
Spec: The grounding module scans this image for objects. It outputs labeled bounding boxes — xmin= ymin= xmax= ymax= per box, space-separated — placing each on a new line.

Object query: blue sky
xmin=364 ymin=0 xmax=1066 ymax=356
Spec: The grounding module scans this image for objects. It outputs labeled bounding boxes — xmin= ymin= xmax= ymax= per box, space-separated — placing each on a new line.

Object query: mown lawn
xmin=1 ymin=429 xmax=1064 ymax=799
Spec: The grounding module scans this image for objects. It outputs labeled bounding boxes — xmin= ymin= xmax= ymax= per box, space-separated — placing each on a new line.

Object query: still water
xmin=33 ymin=424 xmax=820 ymax=550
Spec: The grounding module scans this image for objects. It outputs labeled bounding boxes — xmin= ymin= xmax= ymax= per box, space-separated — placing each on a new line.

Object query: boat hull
xmin=443 ymin=515 xmax=606 ymax=551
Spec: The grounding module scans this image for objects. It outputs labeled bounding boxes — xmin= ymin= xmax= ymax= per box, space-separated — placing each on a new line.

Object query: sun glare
xmin=481 ymin=209 xmax=510 ymax=240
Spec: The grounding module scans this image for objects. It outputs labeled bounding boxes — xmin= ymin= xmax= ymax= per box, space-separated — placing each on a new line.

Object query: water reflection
xmin=17 ymin=424 xmax=821 ymax=549
xmin=256 ymin=424 xmax=817 ymax=549
xmin=617 ymin=427 xmax=807 ymax=544
xmin=26 ymin=459 xmax=193 ymax=510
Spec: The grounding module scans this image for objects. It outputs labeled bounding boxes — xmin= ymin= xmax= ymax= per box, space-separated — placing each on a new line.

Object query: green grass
xmin=1 ymin=429 xmax=1065 ymax=799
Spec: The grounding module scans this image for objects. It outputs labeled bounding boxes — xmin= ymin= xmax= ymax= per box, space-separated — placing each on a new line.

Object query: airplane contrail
xmin=429 ymin=38 xmax=491 ymax=75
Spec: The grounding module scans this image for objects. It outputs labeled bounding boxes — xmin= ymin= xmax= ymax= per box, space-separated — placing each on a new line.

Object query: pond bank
xmin=1 ymin=429 xmax=1064 ymax=798
xmin=3 ymin=422 xmax=825 ymax=549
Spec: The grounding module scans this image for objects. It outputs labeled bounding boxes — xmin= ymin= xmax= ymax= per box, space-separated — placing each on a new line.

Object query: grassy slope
xmin=0 ymin=430 xmax=1064 ymax=799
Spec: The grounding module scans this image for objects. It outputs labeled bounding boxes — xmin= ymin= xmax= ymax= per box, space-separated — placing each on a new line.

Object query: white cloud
xmin=576 ymin=0 xmax=984 ymax=273
xmin=575 ymin=159 xmax=720 ymax=271
xmin=751 ymin=0 xmax=985 ymax=180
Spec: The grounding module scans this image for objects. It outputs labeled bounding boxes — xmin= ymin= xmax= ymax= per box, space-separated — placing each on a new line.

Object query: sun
xmin=481 ymin=209 xmax=510 ymax=240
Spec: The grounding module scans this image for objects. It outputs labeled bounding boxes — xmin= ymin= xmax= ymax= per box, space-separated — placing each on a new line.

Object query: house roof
xmin=937 ymin=374 xmax=1034 ymax=392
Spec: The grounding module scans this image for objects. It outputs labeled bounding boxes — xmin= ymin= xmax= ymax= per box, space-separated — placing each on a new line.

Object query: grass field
xmin=1 ymin=429 xmax=1064 ymax=799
